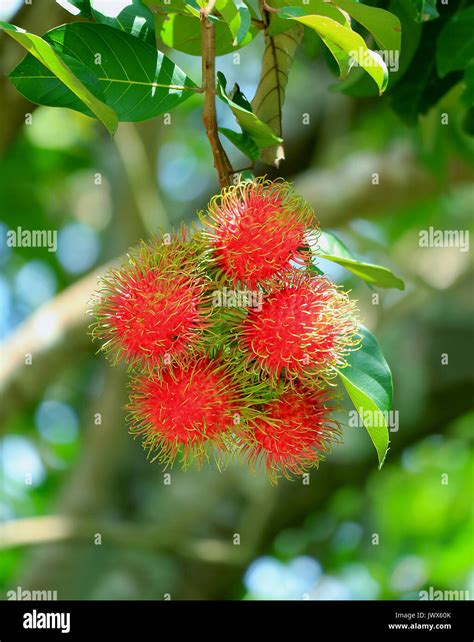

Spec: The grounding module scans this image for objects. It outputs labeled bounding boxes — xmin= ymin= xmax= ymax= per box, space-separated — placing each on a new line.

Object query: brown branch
xmin=201 ymin=0 xmax=217 ymax=18
xmin=262 ymin=0 xmax=280 ymax=13
xmin=251 ymin=18 xmax=266 ymax=29
xmin=0 ymin=515 xmax=248 ymax=565
xmin=0 ymin=261 xmax=115 ymax=428
xmin=293 ymin=143 xmax=474 ymax=227
xmin=200 ymin=10 xmax=234 ymax=189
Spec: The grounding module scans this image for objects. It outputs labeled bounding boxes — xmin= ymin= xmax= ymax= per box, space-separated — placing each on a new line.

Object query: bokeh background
xmin=1 ymin=0 xmax=473 ymax=601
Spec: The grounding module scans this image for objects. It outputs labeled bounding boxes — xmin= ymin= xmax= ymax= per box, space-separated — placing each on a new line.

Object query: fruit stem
xmin=200 ymin=7 xmax=234 ymax=189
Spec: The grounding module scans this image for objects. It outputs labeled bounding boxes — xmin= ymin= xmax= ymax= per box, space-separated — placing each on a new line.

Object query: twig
xmin=200 ymin=7 xmax=234 ymax=189
xmin=201 ymin=0 xmax=217 ymax=18
xmin=251 ymin=18 xmax=266 ymax=29
xmin=262 ymin=0 xmax=280 ymax=13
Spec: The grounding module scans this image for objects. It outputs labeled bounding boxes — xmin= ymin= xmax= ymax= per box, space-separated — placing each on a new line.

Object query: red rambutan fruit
xmin=244 ymin=387 xmax=340 ymax=481
xmin=200 ymin=178 xmax=318 ymax=287
xmin=240 ymin=272 xmax=359 ymax=381
xmin=126 ymin=358 xmax=241 ymax=467
xmin=91 ymin=233 xmax=209 ymax=369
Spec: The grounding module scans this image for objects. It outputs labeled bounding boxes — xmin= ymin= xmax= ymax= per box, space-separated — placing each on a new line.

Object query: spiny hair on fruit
xmin=90 ymin=180 xmax=361 ymax=483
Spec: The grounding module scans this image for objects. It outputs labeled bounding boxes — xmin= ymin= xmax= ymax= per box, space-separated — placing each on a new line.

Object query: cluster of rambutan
xmin=91 ymin=179 xmax=360 ymax=482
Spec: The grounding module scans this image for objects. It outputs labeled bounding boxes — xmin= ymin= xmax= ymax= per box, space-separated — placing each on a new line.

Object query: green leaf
xmin=216 ymin=0 xmax=251 ymax=46
xmin=337 ymin=0 xmax=421 ymax=98
xmin=338 ymin=325 xmax=393 ymax=468
xmin=412 ymin=0 xmax=439 ymax=22
xmin=268 ymin=0 xmax=349 ymax=36
xmin=268 ymin=0 xmax=355 ymax=84
xmin=461 ymin=105 xmax=474 ymax=135
xmin=462 ymin=63 xmax=474 ymax=108
xmin=235 ymin=168 xmax=255 ymax=182
xmin=270 ymin=0 xmax=354 ymax=79
xmin=218 ymin=127 xmax=259 ymax=161
xmin=302 ymin=3 xmax=354 ymax=79
xmin=389 ymin=4 xmax=463 ymax=125
xmin=281 ymin=10 xmax=389 ymax=94
xmin=56 ymin=0 xmax=93 ymax=18
xmin=89 ymin=0 xmax=156 ymax=45
xmin=333 ymin=0 xmax=401 ymax=52
xmin=1 ymin=21 xmax=118 ymax=134
xmin=314 ymin=231 xmax=405 ymax=290
xmin=228 ymin=82 xmax=253 ymax=111
xmin=251 ymin=26 xmax=303 ymax=165
xmin=9 ymin=51 xmax=108 ymax=117
xmin=144 ymin=0 xmax=198 ymax=16
xmin=9 ymin=23 xmax=197 ymax=123
xmin=436 ymin=6 xmax=474 ymax=78
xmin=217 ymin=72 xmax=282 ymax=148
xmin=323 ymin=38 xmax=355 ymax=79
xmin=154 ymin=9 xmax=257 ymax=56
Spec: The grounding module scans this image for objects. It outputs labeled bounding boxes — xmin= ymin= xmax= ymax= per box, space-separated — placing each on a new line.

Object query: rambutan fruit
xmin=126 ymin=358 xmax=243 ymax=467
xmin=91 ymin=232 xmax=209 ymax=369
xmin=244 ymin=387 xmax=340 ymax=481
xmin=239 ymin=272 xmax=359 ymax=381
xmin=200 ymin=178 xmax=318 ymax=287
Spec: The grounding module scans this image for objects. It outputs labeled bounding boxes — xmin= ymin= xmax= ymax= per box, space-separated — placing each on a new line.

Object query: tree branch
xmin=294 ymin=143 xmax=474 ymax=227
xmin=0 ymin=261 xmax=115 ymax=427
xmin=0 ymin=515 xmax=248 ymax=565
xmin=200 ymin=9 xmax=234 ymax=189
